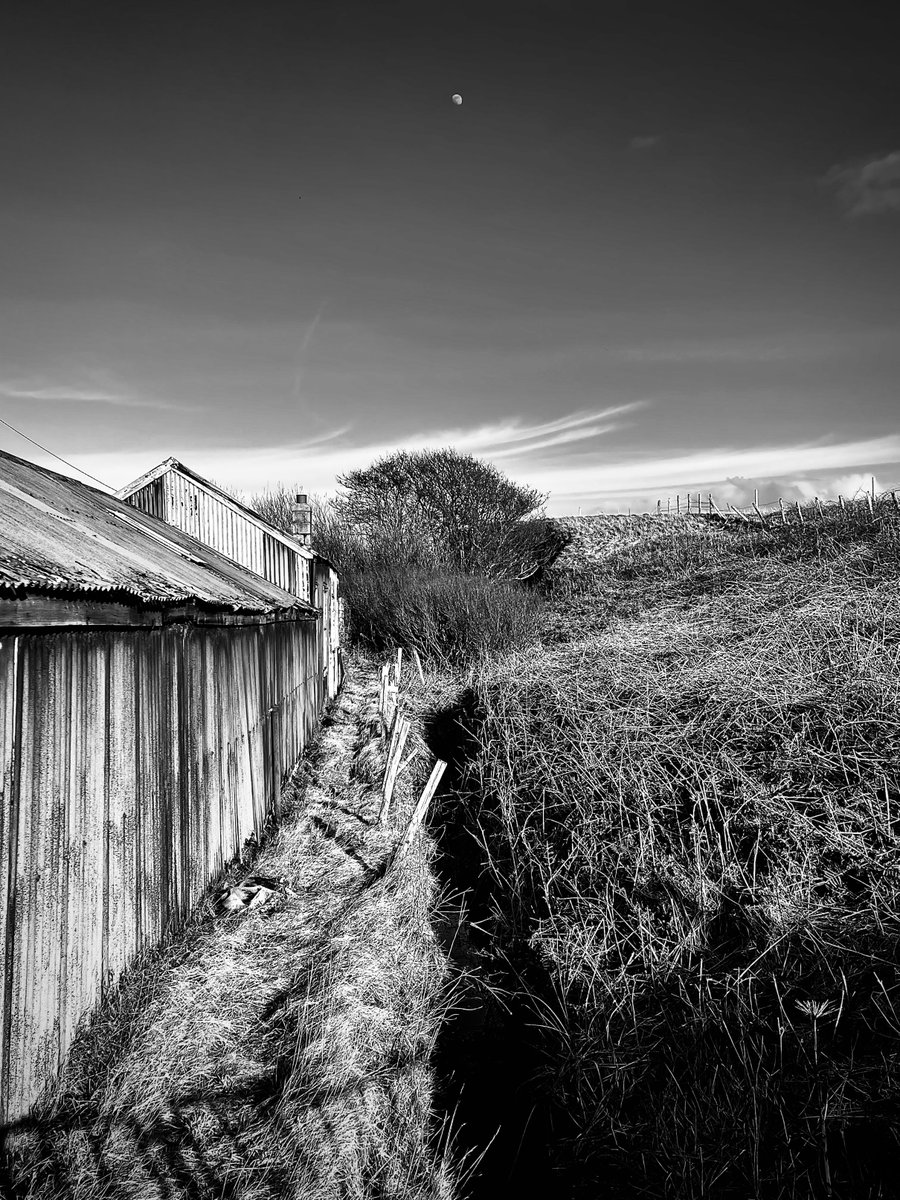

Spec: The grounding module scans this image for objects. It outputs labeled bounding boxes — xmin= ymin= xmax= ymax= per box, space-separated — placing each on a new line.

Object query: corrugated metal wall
xmin=127 ymin=475 xmax=312 ymax=601
xmin=0 ymin=616 xmax=321 ymax=1124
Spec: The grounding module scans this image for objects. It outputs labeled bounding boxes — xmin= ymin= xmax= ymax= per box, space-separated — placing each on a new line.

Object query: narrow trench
xmin=424 ymin=697 xmax=573 ymax=1198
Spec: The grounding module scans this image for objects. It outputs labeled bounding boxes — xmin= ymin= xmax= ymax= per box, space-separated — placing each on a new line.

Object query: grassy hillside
xmin=463 ymin=500 xmax=900 ymax=1197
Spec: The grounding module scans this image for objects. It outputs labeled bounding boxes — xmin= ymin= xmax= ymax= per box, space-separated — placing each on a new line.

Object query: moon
xmin=451 ymin=94 xmax=463 ymax=106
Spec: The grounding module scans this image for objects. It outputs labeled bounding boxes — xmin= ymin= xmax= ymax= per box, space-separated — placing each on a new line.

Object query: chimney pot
xmin=291 ymin=489 xmax=312 ymax=545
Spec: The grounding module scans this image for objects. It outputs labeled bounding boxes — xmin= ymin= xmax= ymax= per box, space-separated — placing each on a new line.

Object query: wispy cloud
xmin=823 ymin=151 xmax=900 ymax=217
xmin=513 ymin=434 xmax=900 ymax=508
xmin=292 ymin=302 xmax=328 ymax=401
xmin=0 ymin=377 xmax=182 ymax=409
xmin=19 ymin=416 xmax=900 ymax=518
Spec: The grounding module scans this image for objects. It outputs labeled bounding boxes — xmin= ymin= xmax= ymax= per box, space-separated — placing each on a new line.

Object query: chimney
xmin=291 ymin=491 xmax=312 ymax=546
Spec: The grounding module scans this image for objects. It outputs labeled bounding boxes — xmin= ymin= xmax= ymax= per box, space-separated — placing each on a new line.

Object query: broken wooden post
xmin=400 ymin=760 xmax=447 ymax=853
xmin=380 ymin=717 xmax=411 ymax=821
xmin=796 ymin=500 xmax=804 ymax=525
xmin=394 ymin=647 xmax=403 ymax=684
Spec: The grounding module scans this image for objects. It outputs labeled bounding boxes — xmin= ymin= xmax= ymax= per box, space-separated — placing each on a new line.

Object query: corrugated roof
xmin=0 ymin=450 xmax=317 ymax=616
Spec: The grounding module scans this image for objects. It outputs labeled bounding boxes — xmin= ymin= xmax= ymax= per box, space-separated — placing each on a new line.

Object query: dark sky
xmin=1 ymin=0 xmax=898 ymax=510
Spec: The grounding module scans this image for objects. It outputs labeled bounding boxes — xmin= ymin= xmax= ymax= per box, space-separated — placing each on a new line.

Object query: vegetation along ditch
xmin=252 ymin=454 xmax=900 ymax=1197
xmin=8 ymin=448 xmax=899 ymax=1199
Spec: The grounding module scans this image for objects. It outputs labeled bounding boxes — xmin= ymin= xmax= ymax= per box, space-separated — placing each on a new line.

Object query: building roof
xmin=118 ymin=457 xmax=316 ymax=562
xmin=0 ymin=450 xmax=317 ymax=617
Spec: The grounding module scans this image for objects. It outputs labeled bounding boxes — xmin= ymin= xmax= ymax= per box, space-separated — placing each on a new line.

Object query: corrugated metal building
xmin=0 ymin=449 xmax=337 ymax=1124
xmin=118 ymin=458 xmax=341 ymax=702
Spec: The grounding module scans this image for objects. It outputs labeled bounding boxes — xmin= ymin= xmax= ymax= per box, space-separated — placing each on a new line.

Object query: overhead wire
xmin=0 ymin=414 xmax=116 ymax=492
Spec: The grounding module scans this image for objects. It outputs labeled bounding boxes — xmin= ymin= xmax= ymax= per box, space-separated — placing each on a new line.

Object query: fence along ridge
xmin=374 ymin=648 xmax=446 ymax=851
xmin=630 ymin=477 xmax=899 ymax=521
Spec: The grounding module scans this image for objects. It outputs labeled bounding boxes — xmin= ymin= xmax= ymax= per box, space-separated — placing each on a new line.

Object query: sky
xmin=1 ymin=0 xmax=898 ymax=514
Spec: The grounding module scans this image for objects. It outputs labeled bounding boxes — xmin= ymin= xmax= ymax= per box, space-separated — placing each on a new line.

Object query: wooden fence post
xmin=796 ymin=500 xmax=804 ymax=525
xmin=380 ymin=717 xmax=411 ymax=821
xmin=411 ymin=647 xmax=425 ymax=684
xmin=779 ymin=498 xmax=786 ymax=525
xmin=399 ymin=760 xmax=447 ymax=853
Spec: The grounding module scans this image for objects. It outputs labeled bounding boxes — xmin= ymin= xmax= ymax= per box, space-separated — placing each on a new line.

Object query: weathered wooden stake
xmin=380 ymin=717 xmax=411 ymax=820
xmin=384 ymin=683 xmax=399 ymax=732
xmin=752 ymin=502 xmax=769 ymax=525
xmin=410 ymin=647 xmax=425 ymax=684
xmin=400 ymin=760 xmax=447 ymax=852
xmin=395 ymin=647 xmax=403 ymax=684
xmin=779 ymin=497 xmax=786 ymax=525
xmin=728 ymin=503 xmax=750 ymax=522
xmin=796 ymin=500 xmax=804 ymax=525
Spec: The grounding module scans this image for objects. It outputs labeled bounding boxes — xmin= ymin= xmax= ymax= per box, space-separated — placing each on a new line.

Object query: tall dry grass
xmin=465 ymin=497 xmax=900 ymax=1196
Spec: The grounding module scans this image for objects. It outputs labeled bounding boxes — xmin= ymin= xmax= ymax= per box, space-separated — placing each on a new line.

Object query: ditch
xmin=424 ymin=695 xmax=574 ymax=1199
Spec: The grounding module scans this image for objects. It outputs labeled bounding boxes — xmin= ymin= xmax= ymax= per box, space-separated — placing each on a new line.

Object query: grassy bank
xmin=463 ymin=499 xmax=900 ymax=1196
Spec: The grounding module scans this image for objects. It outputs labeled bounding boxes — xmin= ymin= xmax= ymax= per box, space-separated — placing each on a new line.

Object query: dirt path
xmin=3 ymin=657 xmax=455 ymax=1200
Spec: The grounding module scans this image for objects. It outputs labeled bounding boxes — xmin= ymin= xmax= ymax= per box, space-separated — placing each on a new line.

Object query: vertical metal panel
xmin=0 ymin=635 xmax=20 ymax=1118
xmin=124 ymin=467 xmax=316 ymax=602
xmin=0 ymin=613 xmax=326 ymax=1125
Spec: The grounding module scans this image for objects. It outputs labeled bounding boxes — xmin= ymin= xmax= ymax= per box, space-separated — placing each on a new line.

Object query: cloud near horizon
xmin=8 ymin=409 xmax=899 ymax=516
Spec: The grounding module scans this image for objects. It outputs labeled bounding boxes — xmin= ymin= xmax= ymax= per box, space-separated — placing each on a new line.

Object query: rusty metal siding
xmin=0 ymin=615 xmax=322 ymax=1125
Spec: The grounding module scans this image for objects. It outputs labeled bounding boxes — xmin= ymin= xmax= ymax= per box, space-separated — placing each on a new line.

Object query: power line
xmin=0 ymin=414 xmax=115 ymax=492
